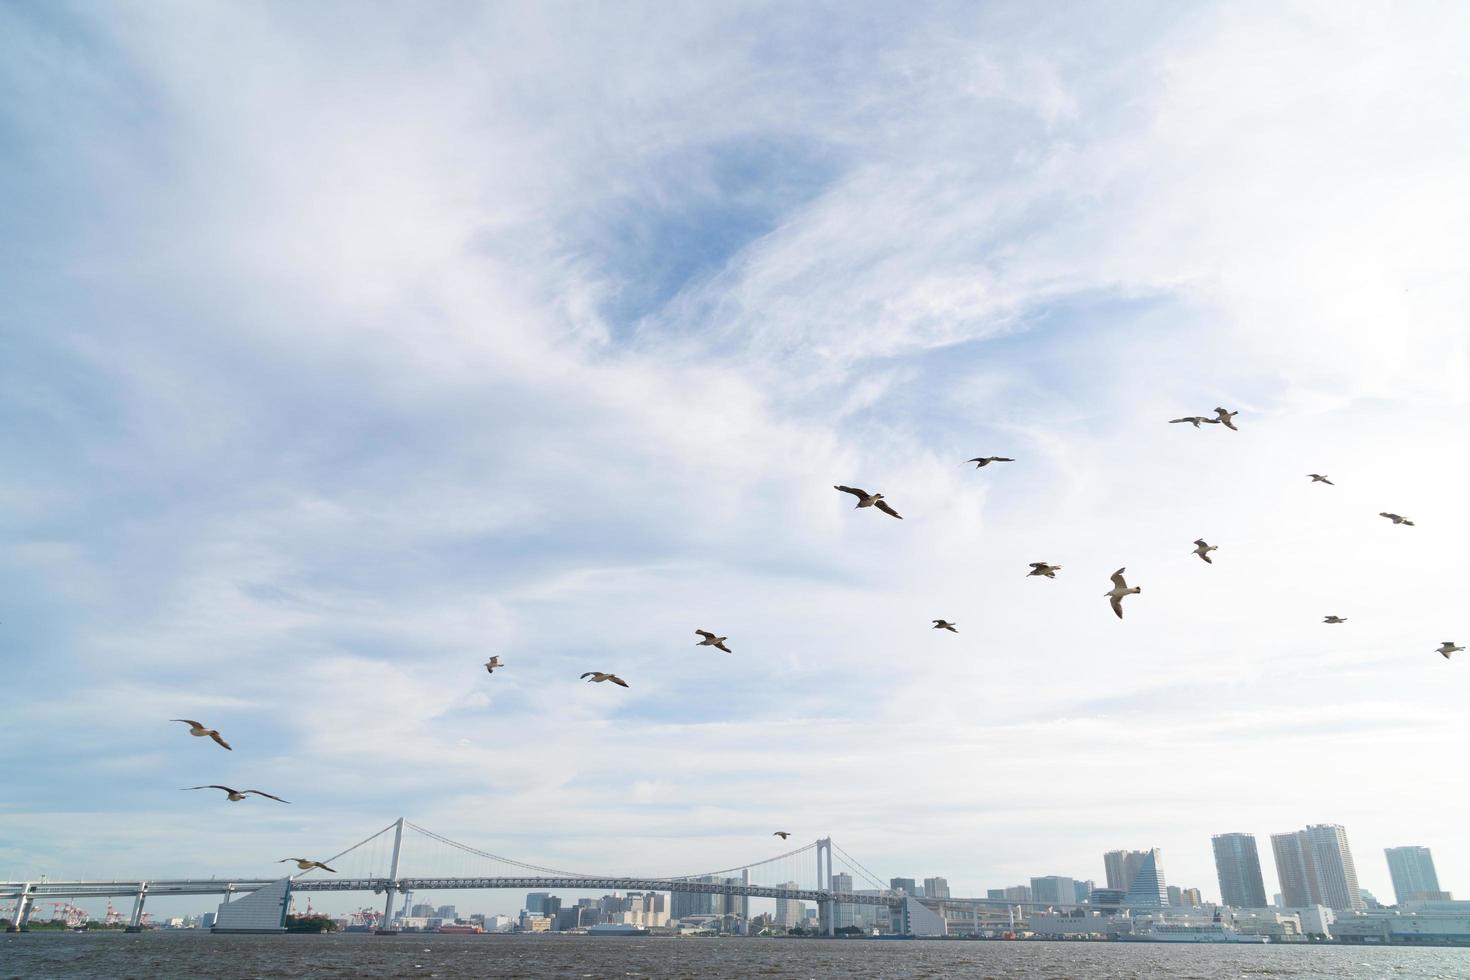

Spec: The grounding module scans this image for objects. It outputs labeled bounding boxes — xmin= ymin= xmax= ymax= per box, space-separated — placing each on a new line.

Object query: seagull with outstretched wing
xmin=183 ymin=785 xmax=290 ymax=803
xmin=1104 ymin=568 xmax=1141 ymax=620
xmin=834 ymin=485 xmax=902 ymax=519
xmin=695 ymin=630 xmax=732 ymax=653
xmin=171 ymin=719 xmax=232 ymax=751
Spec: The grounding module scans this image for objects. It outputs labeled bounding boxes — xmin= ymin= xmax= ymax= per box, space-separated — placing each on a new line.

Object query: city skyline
xmin=3 ymin=0 xmax=1469 ymax=913
xmin=5 ymin=821 xmax=1455 ymax=926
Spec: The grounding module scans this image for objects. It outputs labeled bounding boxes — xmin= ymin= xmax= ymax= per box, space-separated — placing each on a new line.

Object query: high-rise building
xmin=1123 ymin=850 xmax=1168 ymax=908
xmin=986 ymin=889 xmax=1006 ymax=900
xmin=1074 ymin=880 xmax=1094 ymax=903
xmin=1385 ymin=846 xmax=1448 ymax=904
xmin=1271 ymin=832 xmax=1316 ymax=907
xmin=923 ymin=877 xmax=950 ymax=900
xmin=832 ymin=873 xmax=856 ymax=929
xmin=1181 ymin=888 xmax=1202 ymax=906
xmin=671 ymin=877 xmax=717 ymax=918
xmin=776 ymin=881 xmax=805 ymax=928
xmin=412 ymin=902 xmax=436 ymax=918
xmin=436 ymin=905 xmax=457 ymax=919
xmin=1030 ymin=876 xmax=1076 ymax=907
xmin=1213 ymin=833 xmax=1269 ymax=908
xmin=1271 ymin=824 xmax=1364 ymax=911
xmin=523 ymin=893 xmax=550 ymax=916
xmin=1002 ymin=884 xmax=1032 ymax=904
xmin=1167 ymin=885 xmax=1183 ymax=906
xmin=890 ymin=878 xmax=917 ymax=896
xmin=1103 ymin=850 xmax=1151 ymax=892
xmin=1304 ymin=824 xmax=1363 ymax=911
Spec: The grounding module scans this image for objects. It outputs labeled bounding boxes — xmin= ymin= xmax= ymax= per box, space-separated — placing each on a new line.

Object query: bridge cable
xmin=295 ymin=819 xmax=401 ymax=880
xmin=403 ymin=822 xmax=821 ymax=884
xmin=830 ymin=841 xmax=888 ymax=891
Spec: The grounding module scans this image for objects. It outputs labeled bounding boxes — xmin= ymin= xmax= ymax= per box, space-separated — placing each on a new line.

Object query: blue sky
xmin=3 ymin=0 xmax=1470 ymax=917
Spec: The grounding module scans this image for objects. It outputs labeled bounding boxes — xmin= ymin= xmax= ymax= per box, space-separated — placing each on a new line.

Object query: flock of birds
xmin=162 ymin=404 xmax=1461 ymax=872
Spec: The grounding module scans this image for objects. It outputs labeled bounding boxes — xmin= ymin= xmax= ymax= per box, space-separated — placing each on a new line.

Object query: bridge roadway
xmin=1 ymin=876 xmax=903 ymax=909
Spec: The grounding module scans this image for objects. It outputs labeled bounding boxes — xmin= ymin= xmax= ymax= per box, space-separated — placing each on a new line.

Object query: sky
xmin=2 ymin=0 xmax=1469 ymax=920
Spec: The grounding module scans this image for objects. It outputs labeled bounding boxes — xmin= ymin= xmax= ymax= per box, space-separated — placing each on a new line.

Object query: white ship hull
xmin=1122 ymin=924 xmax=1267 ymax=943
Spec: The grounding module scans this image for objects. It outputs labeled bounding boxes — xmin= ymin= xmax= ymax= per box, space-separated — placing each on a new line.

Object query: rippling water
xmin=6 ymin=932 xmax=1470 ymax=979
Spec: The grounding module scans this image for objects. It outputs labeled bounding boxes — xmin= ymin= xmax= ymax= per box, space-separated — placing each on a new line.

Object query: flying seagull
xmin=581 ymin=671 xmax=629 ymax=688
xmin=1380 ymin=512 xmax=1415 ymax=526
xmin=1105 ymin=568 xmax=1141 ymax=620
xmin=834 ymin=486 xmax=902 ymax=519
xmin=1169 ymin=416 xmax=1220 ymax=428
xmin=170 ymin=719 xmax=232 ymax=751
xmin=1307 ymin=474 xmax=1335 ymax=485
xmin=484 ymin=655 xmax=503 ymax=674
xmin=773 ymin=831 xmax=792 ymax=840
xmin=1323 ymin=616 xmax=1347 ymax=624
xmin=932 ymin=620 xmax=958 ymax=633
xmin=1212 ymin=407 xmax=1239 ymax=430
xmin=1027 ymin=562 xmax=1061 ymax=578
xmin=695 ymin=630 xmax=732 ymax=653
xmin=183 ymin=785 xmax=290 ymax=803
xmin=1437 ymin=642 xmax=1464 ymax=660
xmin=1192 ymin=539 xmax=1217 ymax=564
xmin=279 ymin=858 xmax=337 ymax=873
xmin=965 ymin=456 xmax=1014 ymax=468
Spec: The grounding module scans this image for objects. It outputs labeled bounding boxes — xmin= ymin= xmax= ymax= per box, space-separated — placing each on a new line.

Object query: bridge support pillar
xmin=6 ymin=884 xmax=33 ymax=932
xmin=817 ymin=899 xmax=834 ymax=937
xmin=126 ymin=884 xmax=149 ymax=932
xmin=376 ymin=817 xmax=405 ymax=934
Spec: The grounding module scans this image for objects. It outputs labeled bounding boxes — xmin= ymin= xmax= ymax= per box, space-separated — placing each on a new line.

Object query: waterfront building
xmin=985 ymin=889 xmax=1005 ymax=901
xmin=1167 ymin=885 xmax=1182 ymax=906
xmin=1030 ymin=876 xmax=1076 ymax=908
xmin=1212 ymin=832 xmax=1269 ymax=909
xmin=1385 ymin=846 xmax=1449 ymax=905
xmin=1104 ymin=849 xmax=1150 ymax=892
xmin=1123 ymin=850 xmax=1168 ymax=908
xmin=518 ymin=912 xmax=551 ymax=932
xmin=1272 ymin=825 xmax=1364 ymax=911
xmin=1090 ymin=888 xmax=1125 ymax=907
xmin=1074 ymin=880 xmax=1094 ymax=903
xmin=890 ymin=877 xmax=917 ymax=896
xmin=1181 ymin=887 xmax=1202 ymax=906
xmin=923 ymin=877 xmax=950 ymax=900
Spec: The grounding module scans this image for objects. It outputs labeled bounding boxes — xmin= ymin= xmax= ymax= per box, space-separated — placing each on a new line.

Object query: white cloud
xmin=2 ymin=0 xmax=1469 ymax=910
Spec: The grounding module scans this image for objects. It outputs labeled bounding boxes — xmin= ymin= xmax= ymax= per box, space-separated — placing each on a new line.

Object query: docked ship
xmin=586 ymin=923 xmax=650 ymax=936
xmin=1121 ymin=921 xmax=1267 ymax=943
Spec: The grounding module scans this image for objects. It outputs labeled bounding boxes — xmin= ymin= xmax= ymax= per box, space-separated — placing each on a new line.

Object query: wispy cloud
xmin=2 ymin=0 xmax=1468 ymax=911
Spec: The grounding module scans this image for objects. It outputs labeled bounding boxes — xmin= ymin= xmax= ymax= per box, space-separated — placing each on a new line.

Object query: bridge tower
xmin=376 ymin=818 xmax=405 ymax=935
xmin=815 ymin=837 xmax=834 ymax=937
xmin=126 ymin=883 xmax=150 ymax=932
xmin=4 ymin=883 xmax=33 ymax=932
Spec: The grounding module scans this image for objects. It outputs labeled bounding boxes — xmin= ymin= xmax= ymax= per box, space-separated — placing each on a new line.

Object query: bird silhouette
xmin=1105 ymin=568 xmax=1141 ymax=619
xmin=834 ymin=485 xmax=902 ymax=519
xmin=171 ymin=719 xmax=232 ymax=751
xmin=183 ymin=785 xmax=290 ymax=803
xmin=695 ymin=630 xmax=732 ymax=653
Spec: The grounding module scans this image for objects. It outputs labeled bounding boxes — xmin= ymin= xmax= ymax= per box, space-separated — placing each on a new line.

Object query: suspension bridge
xmin=2 ymin=819 xmax=1021 ymax=936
